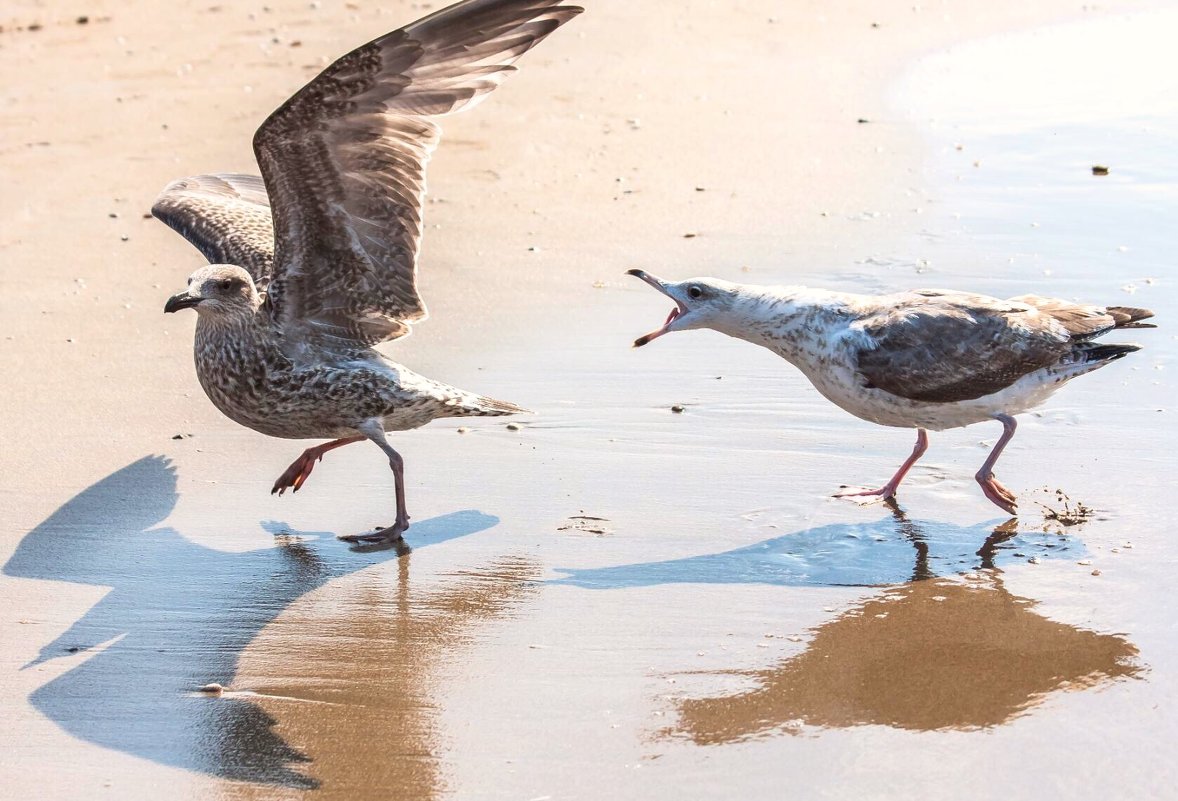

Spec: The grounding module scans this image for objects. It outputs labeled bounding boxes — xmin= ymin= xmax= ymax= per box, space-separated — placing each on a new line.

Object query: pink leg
xmin=835 ymin=429 xmax=929 ymax=501
xmin=271 ymin=436 xmax=365 ymax=496
xmin=976 ymin=414 xmax=1019 ymax=515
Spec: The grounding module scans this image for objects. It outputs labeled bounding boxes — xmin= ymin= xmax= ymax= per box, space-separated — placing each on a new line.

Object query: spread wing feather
xmin=151 ymin=174 xmax=276 ymax=289
xmin=252 ymin=0 xmax=583 ymax=350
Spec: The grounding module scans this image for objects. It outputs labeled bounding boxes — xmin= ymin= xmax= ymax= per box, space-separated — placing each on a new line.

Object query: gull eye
xmin=687 ymin=285 xmax=703 ymax=300
xmin=220 ymin=279 xmax=234 ymax=291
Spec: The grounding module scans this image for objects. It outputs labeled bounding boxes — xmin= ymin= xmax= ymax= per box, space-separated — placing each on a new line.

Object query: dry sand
xmin=2 ymin=0 xmax=1176 ymax=798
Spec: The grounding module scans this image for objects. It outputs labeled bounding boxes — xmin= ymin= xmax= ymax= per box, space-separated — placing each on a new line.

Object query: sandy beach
xmin=2 ymin=0 xmax=1176 ymax=798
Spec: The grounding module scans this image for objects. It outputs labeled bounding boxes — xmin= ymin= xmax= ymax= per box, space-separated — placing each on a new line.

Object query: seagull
xmin=155 ymin=0 xmax=582 ymax=543
xmin=627 ymin=271 xmax=1154 ymax=514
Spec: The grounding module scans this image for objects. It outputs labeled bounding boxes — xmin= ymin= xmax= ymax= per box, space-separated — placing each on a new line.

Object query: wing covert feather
xmin=252 ymin=0 xmax=583 ymax=349
xmin=151 ymin=174 xmax=275 ymax=288
xmin=854 ymin=291 xmax=1071 ymax=403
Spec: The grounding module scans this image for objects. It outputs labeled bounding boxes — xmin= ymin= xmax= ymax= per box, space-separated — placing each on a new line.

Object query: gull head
xmin=165 ymin=265 xmax=260 ymax=317
xmin=627 ymin=270 xmax=741 ymax=347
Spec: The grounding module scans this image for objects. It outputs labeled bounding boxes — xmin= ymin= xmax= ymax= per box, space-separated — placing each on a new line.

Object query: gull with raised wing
xmin=156 ymin=0 xmax=582 ymax=543
xmin=628 ymin=271 xmax=1154 ymax=514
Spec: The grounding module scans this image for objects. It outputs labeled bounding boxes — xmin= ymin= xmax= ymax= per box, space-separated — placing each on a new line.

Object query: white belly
xmin=796 ymin=360 xmax=1068 ymax=431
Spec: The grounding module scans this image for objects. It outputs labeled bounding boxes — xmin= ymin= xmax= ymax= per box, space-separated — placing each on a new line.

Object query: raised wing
xmin=253 ymin=0 xmax=582 ymax=349
xmin=854 ymin=290 xmax=1071 ymax=403
xmin=151 ymin=174 xmax=276 ymax=289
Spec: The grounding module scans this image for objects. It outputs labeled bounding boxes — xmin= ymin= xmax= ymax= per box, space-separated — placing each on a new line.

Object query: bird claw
xmin=271 ymin=456 xmax=316 ymax=496
xmin=978 ymin=475 xmax=1018 ymax=515
xmin=833 ymin=485 xmax=898 ymax=504
xmin=338 ymin=521 xmax=408 ymax=544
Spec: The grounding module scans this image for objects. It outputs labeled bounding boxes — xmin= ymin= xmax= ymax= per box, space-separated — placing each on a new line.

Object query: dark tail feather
xmin=1077 ymin=342 xmax=1142 ymax=363
xmin=1107 ymin=306 xmax=1156 ymax=329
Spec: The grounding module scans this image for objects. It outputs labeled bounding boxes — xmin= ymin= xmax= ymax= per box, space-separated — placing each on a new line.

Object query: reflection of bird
xmin=226 ymin=556 xmax=539 ymax=799
xmin=155 ymin=0 xmax=582 ymax=542
xmin=629 ymin=271 xmax=1154 ymax=513
xmin=664 ymin=512 xmax=1141 ymax=741
xmin=668 ymin=573 xmax=1141 ymax=741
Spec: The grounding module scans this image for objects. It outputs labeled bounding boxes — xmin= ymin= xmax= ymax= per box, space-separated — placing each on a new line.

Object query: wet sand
xmin=2 ymin=1 xmax=1176 ymax=798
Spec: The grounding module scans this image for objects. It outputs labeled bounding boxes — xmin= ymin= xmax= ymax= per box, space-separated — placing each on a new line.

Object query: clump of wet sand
xmin=558 ymin=513 xmax=614 ymax=536
xmin=1035 ymin=488 xmax=1097 ymax=527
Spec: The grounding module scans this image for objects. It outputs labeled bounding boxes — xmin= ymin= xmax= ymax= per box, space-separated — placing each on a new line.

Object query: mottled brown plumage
xmin=157 ymin=0 xmax=582 ymax=543
xmin=152 ymin=174 xmax=275 ymax=288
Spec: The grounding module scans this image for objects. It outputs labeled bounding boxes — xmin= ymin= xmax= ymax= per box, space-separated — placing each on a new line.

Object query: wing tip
xmin=1106 ymin=305 xmax=1155 ymax=327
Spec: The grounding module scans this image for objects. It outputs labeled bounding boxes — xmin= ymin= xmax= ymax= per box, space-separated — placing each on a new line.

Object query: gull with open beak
xmin=627 ymin=269 xmax=1154 ymax=514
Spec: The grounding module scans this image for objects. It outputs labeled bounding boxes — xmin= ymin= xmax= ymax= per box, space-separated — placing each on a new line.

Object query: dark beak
xmin=626 ymin=268 xmax=660 ymax=287
xmin=164 ymin=292 xmax=202 ymax=314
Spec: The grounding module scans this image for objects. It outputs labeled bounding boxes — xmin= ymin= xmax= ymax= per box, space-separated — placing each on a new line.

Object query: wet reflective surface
xmin=224 ymin=556 xmax=539 ymax=799
xmin=666 ymin=524 xmax=1141 ymax=742
xmin=554 ymin=511 xmax=1084 ymax=589
xmin=3 ymin=3 xmax=1178 ymax=799
xmin=3 ymin=457 xmax=500 ymax=789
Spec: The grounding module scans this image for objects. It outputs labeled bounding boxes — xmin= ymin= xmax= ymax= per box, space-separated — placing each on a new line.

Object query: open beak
xmin=164 ymin=291 xmax=202 ymax=314
xmin=627 ymin=269 xmax=687 ymax=347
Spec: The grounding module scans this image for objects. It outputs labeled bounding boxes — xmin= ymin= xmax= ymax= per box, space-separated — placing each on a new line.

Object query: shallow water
xmin=5 ymin=7 xmax=1178 ymax=800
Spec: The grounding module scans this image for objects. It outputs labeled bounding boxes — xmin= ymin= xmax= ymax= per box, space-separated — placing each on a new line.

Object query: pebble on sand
xmin=1092 ymin=165 xmax=1110 ymax=176
xmin=198 ymin=683 xmax=225 ymax=695
xmin=671 ymin=405 xmax=686 ymax=413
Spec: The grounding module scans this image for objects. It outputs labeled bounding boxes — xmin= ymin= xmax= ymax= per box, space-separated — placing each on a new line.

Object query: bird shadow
xmin=3 ymin=455 xmax=498 ymax=789
xmin=551 ymin=502 xmax=1082 ymax=590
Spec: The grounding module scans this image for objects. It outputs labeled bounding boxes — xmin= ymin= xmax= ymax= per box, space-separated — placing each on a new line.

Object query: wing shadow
xmin=3 ymin=455 xmax=497 ymax=788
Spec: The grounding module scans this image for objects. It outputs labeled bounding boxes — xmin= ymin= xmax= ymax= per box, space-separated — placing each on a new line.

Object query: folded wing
xmin=854 ymin=290 xmax=1072 ymax=403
